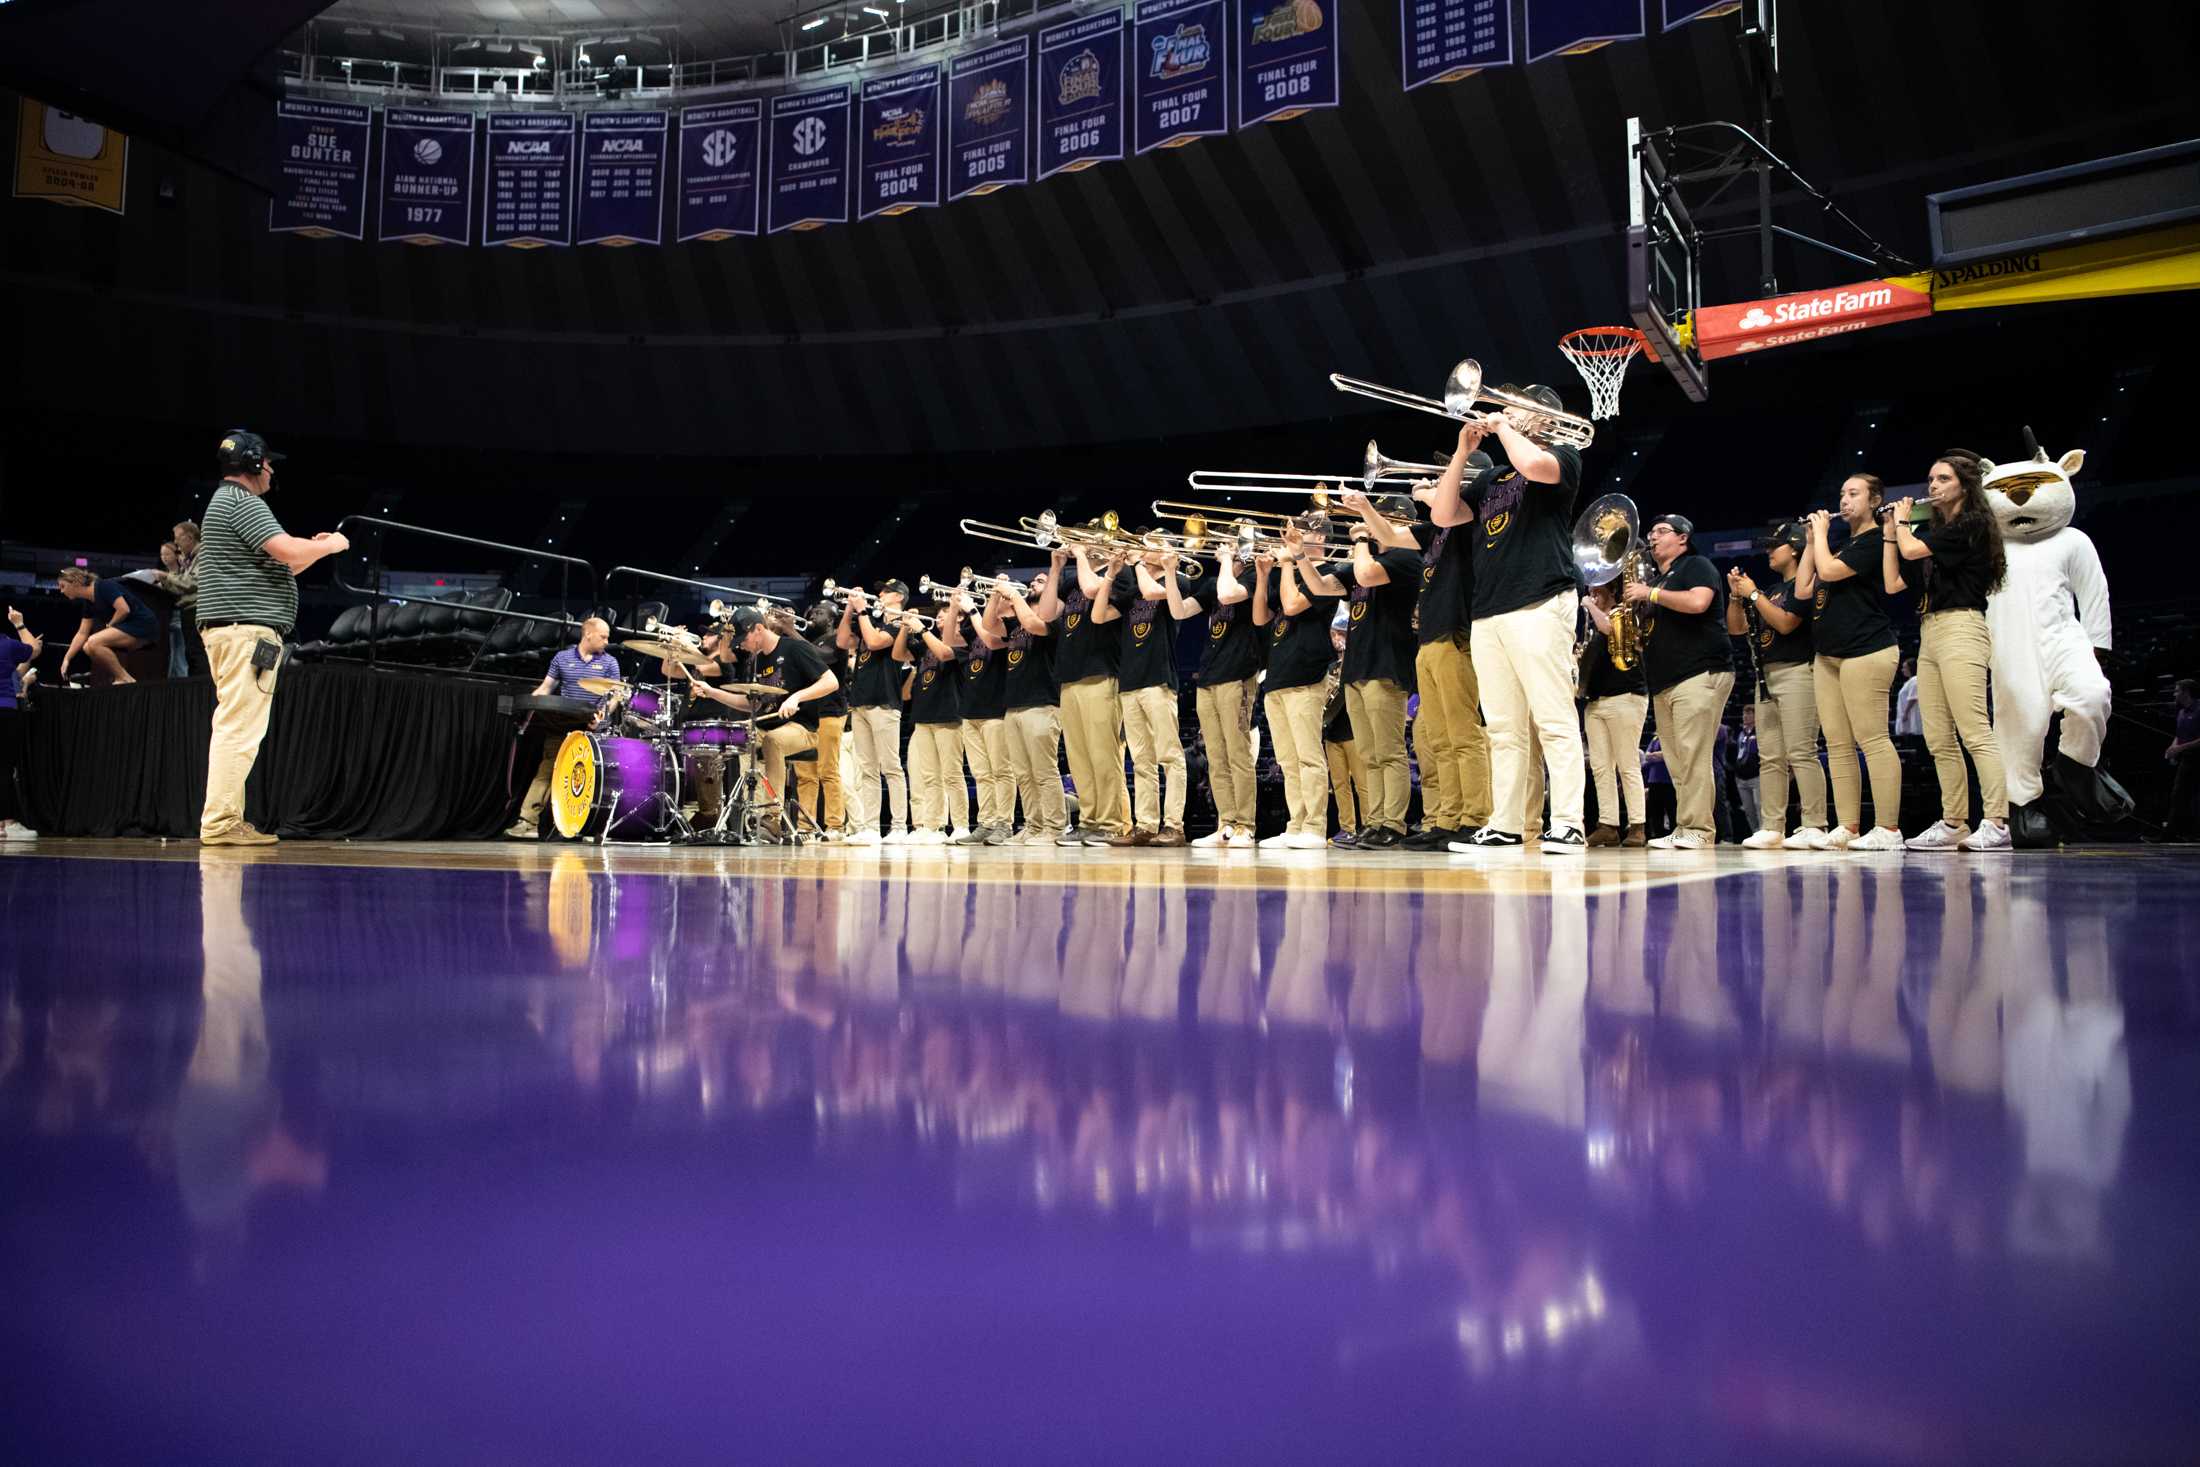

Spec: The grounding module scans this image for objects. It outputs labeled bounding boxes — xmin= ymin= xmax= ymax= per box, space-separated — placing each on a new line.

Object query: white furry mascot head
xmin=1982 ymin=427 xmax=2087 ymax=544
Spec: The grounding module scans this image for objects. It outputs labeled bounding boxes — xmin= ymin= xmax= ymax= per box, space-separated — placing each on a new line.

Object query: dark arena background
xmin=5 ymin=1 xmax=2200 ymax=1462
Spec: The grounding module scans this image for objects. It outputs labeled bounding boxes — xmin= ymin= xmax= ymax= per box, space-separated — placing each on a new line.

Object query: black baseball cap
xmin=1375 ymin=493 xmax=1416 ymax=521
xmin=1651 ymin=512 xmax=1694 ymax=538
xmin=729 ymin=606 xmax=764 ymax=637
xmin=216 ymin=429 xmax=285 ymax=473
xmin=875 ymin=578 xmax=909 ymax=598
xmin=1766 ymin=520 xmax=1807 ymax=553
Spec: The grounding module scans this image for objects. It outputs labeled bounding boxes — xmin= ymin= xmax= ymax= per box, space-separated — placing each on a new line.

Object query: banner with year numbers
xmin=1239 ymin=0 xmax=1335 ymax=128
xmin=1037 ymin=8 xmax=1127 ymax=180
xmin=270 ymin=98 xmax=370 ymax=238
xmin=1400 ymin=0 xmax=1514 ymax=90
xmin=577 ymin=111 xmax=667 ymax=246
xmin=1524 ymin=0 xmax=1645 ymax=62
xmin=767 ymin=85 xmax=851 ymax=234
xmin=1133 ymin=0 xmax=1229 ymax=155
xmin=483 ymin=112 xmax=574 ymax=247
xmin=676 ymin=100 xmax=762 ymax=241
xmin=947 ymin=37 xmax=1031 ymax=200
xmin=378 ymin=109 xmax=475 ymax=245
xmin=857 ymin=64 xmax=941 ymax=220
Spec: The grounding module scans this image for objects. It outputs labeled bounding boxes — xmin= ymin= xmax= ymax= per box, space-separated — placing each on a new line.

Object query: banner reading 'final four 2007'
xmin=1133 ymin=0 xmax=1229 ymax=155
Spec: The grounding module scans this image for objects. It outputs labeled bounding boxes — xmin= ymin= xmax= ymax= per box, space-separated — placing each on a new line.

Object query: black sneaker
xmin=1402 ymin=826 xmax=1454 ymax=851
xmin=1540 ymin=825 xmax=1586 ymax=854
xmin=1448 ymin=826 xmax=1523 ymax=853
xmin=1357 ymin=827 xmax=1403 ymax=849
xmin=1330 ymin=829 xmax=1360 ymax=848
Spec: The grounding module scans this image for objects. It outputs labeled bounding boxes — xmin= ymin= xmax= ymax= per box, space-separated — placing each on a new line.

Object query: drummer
xmin=505 ymin=618 xmax=618 ymax=839
xmin=687 ymin=606 xmax=837 ymax=841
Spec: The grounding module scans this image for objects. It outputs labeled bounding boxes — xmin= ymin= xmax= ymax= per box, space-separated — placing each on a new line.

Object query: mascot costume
xmin=1981 ymin=428 xmax=2132 ymax=845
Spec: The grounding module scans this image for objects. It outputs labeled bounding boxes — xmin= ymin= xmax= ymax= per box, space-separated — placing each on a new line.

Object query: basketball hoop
xmin=1558 ymin=327 xmax=1647 ymax=421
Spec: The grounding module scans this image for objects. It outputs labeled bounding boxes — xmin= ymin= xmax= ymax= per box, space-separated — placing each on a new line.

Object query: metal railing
xmin=602 ymin=566 xmax=796 ymax=639
xmin=334 ymin=516 xmax=601 ymax=670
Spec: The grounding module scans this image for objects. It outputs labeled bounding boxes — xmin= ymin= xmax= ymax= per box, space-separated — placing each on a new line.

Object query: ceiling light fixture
xmin=801 ymin=15 xmax=828 ymax=29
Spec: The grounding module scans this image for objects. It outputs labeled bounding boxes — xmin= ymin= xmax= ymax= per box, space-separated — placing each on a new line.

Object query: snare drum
xmin=550 ymin=731 xmax=682 ymax=841
xmin=679 ymin=721 xmax=751 ymax=751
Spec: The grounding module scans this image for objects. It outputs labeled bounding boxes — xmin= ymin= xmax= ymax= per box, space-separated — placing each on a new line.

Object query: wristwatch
xmin=1748 ymin=591 xmax=1761 ymax=604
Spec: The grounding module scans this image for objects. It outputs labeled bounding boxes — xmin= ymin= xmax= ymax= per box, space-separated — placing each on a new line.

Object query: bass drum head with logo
xmin=551 ymin=731 xmax=681 ymax=841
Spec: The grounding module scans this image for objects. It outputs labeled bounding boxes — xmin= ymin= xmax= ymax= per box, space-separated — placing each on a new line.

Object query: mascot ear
xmin=2059 ymin=448 xmax=2087 ymax=477
xmin=1979 ymin=457 xmax=1997 ymax=476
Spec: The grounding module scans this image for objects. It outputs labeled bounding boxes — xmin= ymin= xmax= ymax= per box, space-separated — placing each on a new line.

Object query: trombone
xmin=1186 ymin=439 xmax=1450 ymax=497
xmin=1329 ymin=358 xmax=1597 ymax=450
xmin=959 ymin=509 xmax=1127 ymax=553
xmin=1149 ymin=502 xmax=1354 ymax=558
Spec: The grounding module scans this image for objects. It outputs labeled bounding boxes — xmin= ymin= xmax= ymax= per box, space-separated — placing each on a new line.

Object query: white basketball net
xmin=1558 ymin=328 xmax=1646 ymax=421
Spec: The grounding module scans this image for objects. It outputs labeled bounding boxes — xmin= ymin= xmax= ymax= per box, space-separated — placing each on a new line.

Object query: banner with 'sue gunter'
xmin=677 ymin=100 xmax=762 ymax=241
xmin=1037 ymin=8 xmax=1127 ymax=180
xmin=1133 ymin=0 xmax=1230 ymax=155
xmin=270 ymin=98 xmax=370 ymax=238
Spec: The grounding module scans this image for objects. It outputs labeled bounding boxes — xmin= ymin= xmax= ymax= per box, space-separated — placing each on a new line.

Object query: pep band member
xmin=902 ymin=600 xmax=967 ymax=844
xmin=1100 ymin=541 xmax=1190 ymax=846
xmin=838 ymin=581 xmax=915 ymax=845
xmin=1888 ymin=451 xmax=2011 ymax=852
xmin=947 ymin=589 xmax=1016 ymax=845
xmin=506 ymin=616 xmax=620 ymax=838
xmin=791 ymin=602 xmax=849 ymax=838
xmin=1579 ymin=581 xmax=1649 ymax=846
xmin=980 ymin=571 xmax=1068 ymax=842
xmin=689 ymin=606 xmax=837 ymax=840
xmin=1037 ymin=542 xmax=1131 ymax=846
xmin=1163 ymin=542 xmax=1261 ymax=848
xmin=1250 ymin=515 xmax=1342 ymax=849
xmin=1624 ymin=513 xmax=1733 ymax=850
xmin=1798 ymin=476 xmax=1903 ymax=851
xmin=1319 ymin=492 xmax=1423 ymax=848
xmin=1728 ymin=522 xmax=1830 ymax=849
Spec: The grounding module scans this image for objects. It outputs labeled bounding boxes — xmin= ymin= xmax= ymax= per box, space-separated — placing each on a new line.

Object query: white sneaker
xmin=1648 ymin=831 xmax=1709 ymax=851
xmin=1781 ymin=826 xmax=1829 ymax=851
xmin=908 ymin=830 xmax=947 ymax=845
xmin=949 ymin=828 xmax=972 ymax=842
xmin=1823 ymin=826 xmax=1856 ymax=850
xmin=1904 ymin=820 xmax=1968 ymax=852
xmin=1 ymin=822 xmax=36 ymax=841
xmin=1284 ymin=832 xmax=1328 ymax=850
xmin=1192 ymin=828 xmax=1231 ymax=848
xmin=1741 ymin=828 xmax=1786 ymax=850
xmin=1257 ymin=831 xmax=1299 ymax=850
xmin=1233 ymin=826 xmax=1259 ymax=846
xmin=1851 ymin=826 xmax=1905 ymax=851
xmin=1958 ymin=821 xmax=2012 ymax=852
xmin=882 ymin=829 xmax=914 ymax=845
xmin=843 ymin=831 xmax=883 ymax=847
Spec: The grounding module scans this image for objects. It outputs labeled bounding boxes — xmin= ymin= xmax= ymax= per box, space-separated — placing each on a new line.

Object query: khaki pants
xmin=1756 ymin=659 xmax=1827 ymax=833
xmin=1469 ymin=590 xmax=1586 ymax=835
xmin=1325 ymin=738 xmax=1368 ymax=830
xmin=515 ymin=741 xmax=559 ymax=829
xmin=961 ymin=717 xmax=1014 ymax=828
xmin=1343 ymin=678 xmax=1411 ymax=833
xmin=1414 ymin=633 xmax=1490 ymax=830
xmin=1120 ymin=683 xmax=1187 ymax=833
xmin=1918 ymin=609 xmax=2008 ymax=824
xmin=1584 ymin=692 xmax=1648 ymax=828
xmin=908 ymin=720 xmax=967 ymax=830
xmin=1060 ymin=675 xmax=1128 ymax=836
xmin=200 ymin=623 xmax=282 ymax=840
xmin=847 ymin=705 xmax=908 ymax=835
xmin=1651 ymin=669 xmax=1736 ymax=843
xmin=795 ymin=714 xmax=845 ymax=832
xmin=756 ymin=722 xmax=817 ymax=832
xmin=1194 ymin=677 xmax=1258 ymax=830
xmin=1814 ymin=645 xmax=1901 ymax=831
xmin=1004 ymin=705 xmax=1067 ymax=834
xmin=1266 ymin=682 xmax=1329 ymax=836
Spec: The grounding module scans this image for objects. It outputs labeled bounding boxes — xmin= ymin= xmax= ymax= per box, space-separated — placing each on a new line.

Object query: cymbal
xmin=622 ymin=637 xmax=712 ymax=666
xmin=711 ymin=682 xmax=785 ymax=699
xmin=576 ymin=677 xmax=631 ymax=696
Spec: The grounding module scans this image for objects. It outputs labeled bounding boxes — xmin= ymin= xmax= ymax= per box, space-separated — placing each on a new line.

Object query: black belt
xmin=199 ymin=619 xmax=290 ymax=634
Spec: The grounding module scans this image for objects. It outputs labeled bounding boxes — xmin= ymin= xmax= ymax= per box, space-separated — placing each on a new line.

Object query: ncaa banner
xmin=1661 ymin=0 xmax=1739 ymax=28
xmin=1037 ymin=8 xmax=1126 ymax=180
xmin=270 ymin=98 xmax=370 ymax=239
xmin=677 ymin=100 xmax=762 ymax=241
xmin=857 ymin=64 xmax=941 ymax=220
xmin=1239 ymin=0 xmax=1336 ymax=128
xmin=1401 ymin=0 xmax=1514 ymax=90
xmin=577 ymin=111 xmax=668 ymax=246
xmin=1524 ymin=0 xmax=1646 ymax=62
xmin=768 ymin=85 xmax=852 ymax=234
xmin=379 ymin=109 xmax=475 ymax=245
xmin=947 ymin=38 xmax=1032 ymax=201
xmin=483 ymin=112 xmax=575 ymax=248
xmin=1133 ymin=0 xmax=1230 ymax=155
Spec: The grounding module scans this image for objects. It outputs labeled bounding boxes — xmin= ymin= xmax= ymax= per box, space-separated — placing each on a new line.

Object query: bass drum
xmin=550 ymin=731 xmax=682 ymax=841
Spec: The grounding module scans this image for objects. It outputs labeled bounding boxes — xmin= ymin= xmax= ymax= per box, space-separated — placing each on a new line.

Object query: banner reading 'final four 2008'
xmin=1238 ymin=0 xmax=1337 ymax=128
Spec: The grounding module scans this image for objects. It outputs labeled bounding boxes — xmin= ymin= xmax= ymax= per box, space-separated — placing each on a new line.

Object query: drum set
xmin=541 ymin=631 xmax=802 ymax=847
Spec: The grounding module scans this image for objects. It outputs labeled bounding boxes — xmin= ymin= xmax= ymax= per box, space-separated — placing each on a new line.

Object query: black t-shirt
xmin=1903 ymin=516 xmax=1997 ymax=615
xmin=1262 ymin=570 xmax=1342 ymax=693
xmin=1749 ymin=578 xmax=1813 ymax=667
xmin=909 ymin=647 xmax=961 ymax=724
xmin=1197 ymin=590 xmax=1263 ymax=686
xmin=1053 ymin=571 xmax=1131 ymax=685
xmin=845 ymin=613 xmax=912 ymax=709
xmin=1580 ymin=629 xmax=1646 ymax=700
xmin=1471 ymin=447 xmax=1583 ymax=619
xmin=959 ymin=639 xmax=1009 ymax=720
xmin=1414 ymin=521 xmax=1473 ymax=643
xmin=1640 ymin=552 xmax=1732 ymax=695
xmin=1003 ymin=616 xmax=1060 ymax=710
xmin=754 ymin=633 xmax=834 ymax=731
xmin=804 ymin=631 xmax=849 ymax=718
xmin=1117 ymin=572 xmax=1185 ymax=694
xmin=1811 ymin=529 xmax=1897 ymax=658
xmin=1337 ymin=546 xmax=1421 ymax=690
xmin=1322 ymin=662 xmax=1351 ymax=742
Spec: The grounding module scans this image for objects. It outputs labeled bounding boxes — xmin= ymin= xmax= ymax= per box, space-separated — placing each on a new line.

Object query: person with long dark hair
xmin=1796 ymin=474 xmax=1902 ymax=850
xmin=1887 ymin=450 xmax=2012 ymax=851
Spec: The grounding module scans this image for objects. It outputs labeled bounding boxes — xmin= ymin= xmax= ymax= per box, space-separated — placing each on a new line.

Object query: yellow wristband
xmin=1650 ymin=587 xmax=1660 ymax=607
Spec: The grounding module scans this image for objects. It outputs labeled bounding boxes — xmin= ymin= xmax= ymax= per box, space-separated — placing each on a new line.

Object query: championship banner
xmin=1524 ymin=0 xmax=1645 ymax=62
xmin=270 ymin=98 xmax=370 ymax=239
xmin=13 ymin=98 xmax=128 ymax=214
xmin=1133 ymin=0 xmax=1230 ymax=155
xmin=677 ymin=100 xmax=762 ymax=241
xmin=767 ymin=85 xmax=852 ymax=234
xmin=484 ymin=112 xmax=576 ymax=248
xmin=1661 ymin=0 xmax=1740 ymax=28
xmin=1401 ymin=0 xmax=1513 ymax=90
xmin=577 ymin=111 xmax=667 ymax=246
xmin=947 ymin=38 xmax=1031 ymax=201
xmin=1692 ymin=274 xmax=1933 ymax=361
xmin=379 ymin=109 xmax=475 ymax=245
xmin=1929 ymin=222 xmax=2200 ymax=312
xmin=857 ymin=64 xmax=941 ymax=219
xmin=1239 ymin=0 xmax=1335 ymax=128
xmin=1037 ymin=8 xmax=1127 ymax=179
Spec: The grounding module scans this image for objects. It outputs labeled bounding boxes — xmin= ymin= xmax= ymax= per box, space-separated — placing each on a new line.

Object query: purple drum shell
xmin=626 ymin=686 xmax=665 ymax=719
xmin=680 ymin=721 xmax=751 ymax=748
xmin=597 ymin=735 xmax=676 ymax=834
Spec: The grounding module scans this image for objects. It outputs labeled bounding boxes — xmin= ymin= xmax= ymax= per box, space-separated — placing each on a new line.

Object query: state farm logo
xmin=792 ymin=115 xmax=829 ymax=157
xmin=1738 ymin=284 xmax=1897 ymax=330
xmin=1738 ymin=306 xmax=1774 ymax=330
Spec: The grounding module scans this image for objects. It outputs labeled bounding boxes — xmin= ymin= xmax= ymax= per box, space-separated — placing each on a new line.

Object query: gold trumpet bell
xmin=1182 ymin=514 xmax=1207 ymax=540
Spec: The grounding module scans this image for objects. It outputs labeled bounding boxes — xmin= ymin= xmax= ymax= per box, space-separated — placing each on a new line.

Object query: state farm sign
xmin=1694 ymin=274 xmax=1933 ymax=361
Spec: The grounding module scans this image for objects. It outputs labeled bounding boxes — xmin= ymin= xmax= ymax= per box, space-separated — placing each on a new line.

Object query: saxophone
xmin=1606 ymin=547 xmax=1651 ymax=671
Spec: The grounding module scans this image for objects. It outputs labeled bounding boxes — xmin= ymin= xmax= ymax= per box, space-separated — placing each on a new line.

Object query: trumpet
xmin=1124 ymin=528 xmax=1207 ymax=578
xmin=916 ymin=574 xmax=976 ymax=608
xmin=1186 ymin=439 xmax=1452 ymax=497
xmin=1330 ymin=358 xmax=1596 ymax=450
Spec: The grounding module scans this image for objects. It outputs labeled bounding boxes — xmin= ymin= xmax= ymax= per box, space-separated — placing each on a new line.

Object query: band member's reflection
xmin=1759 ymin=868 xmax=1832 ymax=1051
xmin=1654 ymin=876 xmax=1742 ymax=1042
xmin=176 ymin=855 xmax=328 ymax=1279
xmin=1193 ymin=884 xmax=1262 ymax=1211
xmin=1822 ymin=865 xmax=1908 ymax=1066
xmin=1478 ymin=876 xmax=1588 ymax=1131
